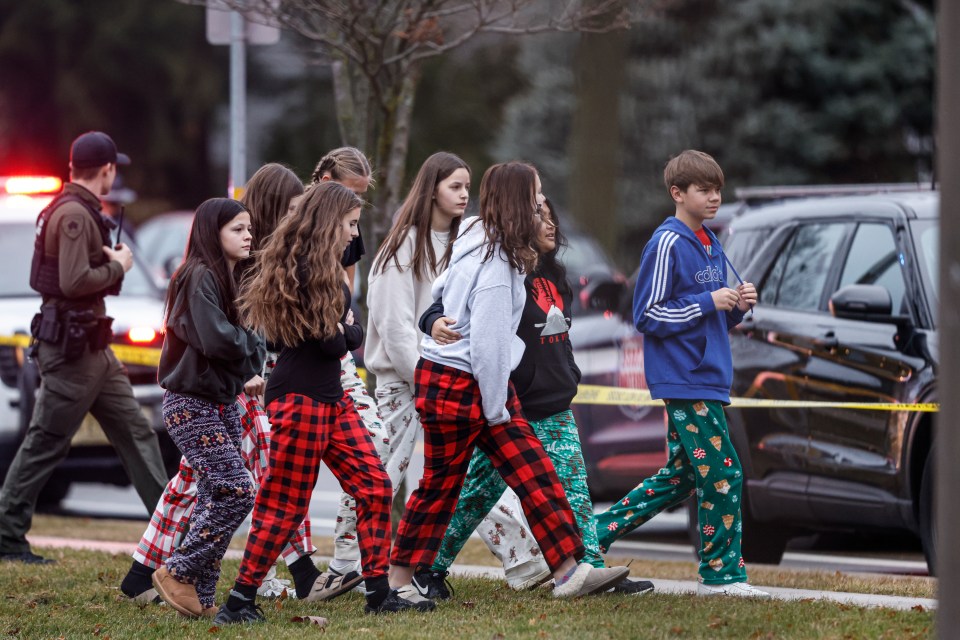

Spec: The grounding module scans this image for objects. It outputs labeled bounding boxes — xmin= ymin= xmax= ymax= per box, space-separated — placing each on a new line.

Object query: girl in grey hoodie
xmin=387 ymin=162 xmax=628 ymax=601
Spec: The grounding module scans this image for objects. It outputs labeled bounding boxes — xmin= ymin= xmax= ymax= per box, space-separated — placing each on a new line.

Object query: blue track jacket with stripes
xmin=632 ymin=216 xmax=745 ymax=403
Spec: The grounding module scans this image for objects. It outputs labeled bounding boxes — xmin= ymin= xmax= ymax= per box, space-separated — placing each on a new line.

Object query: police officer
xmin=0 ymin=131 xmax=168 ymax=564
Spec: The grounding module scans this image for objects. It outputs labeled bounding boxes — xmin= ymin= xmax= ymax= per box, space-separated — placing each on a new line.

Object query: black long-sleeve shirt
xmin=265 ymin=283 xmax=363 ymax=405
xmin=159 ymin=267 xmax=265 ymax=404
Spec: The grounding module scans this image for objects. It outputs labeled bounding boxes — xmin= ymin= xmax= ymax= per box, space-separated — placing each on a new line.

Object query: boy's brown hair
xmin=663 ymin=150 xmax=725 ymax=191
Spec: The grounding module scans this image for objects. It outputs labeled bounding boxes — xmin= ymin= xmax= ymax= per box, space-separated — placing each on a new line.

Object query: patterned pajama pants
xmin=432 ymin=409 xmax=605 ymax=572
xmin=390 ymin=359 xmax=585 ymax=572
xmin=236 ymin=392 xmax=393 ymax=588
xmin=594 ymin=399 xmax=747 ymax=585
xmin=132 ymin=394 xmax=314 ymax=569
xmin=132 ymin=352 xmax=378 ymax=570
xmin=331 ymin=362 xmax=401 ymax=565
xmin=161 ymin=392 xmax=256 ymax=608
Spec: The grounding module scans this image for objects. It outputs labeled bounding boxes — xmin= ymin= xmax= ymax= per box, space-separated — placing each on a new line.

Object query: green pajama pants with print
xmin=594 ymin=399 xmax=747 ymax=585
xmin=431 ymin=409 xmax=605 ymax=571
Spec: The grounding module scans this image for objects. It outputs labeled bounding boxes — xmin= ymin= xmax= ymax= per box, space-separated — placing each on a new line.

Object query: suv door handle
xmin=814 ymin=330 xmax=838 ymax=349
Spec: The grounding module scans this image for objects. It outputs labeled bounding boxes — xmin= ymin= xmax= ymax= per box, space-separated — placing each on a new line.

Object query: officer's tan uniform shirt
xmin=43 ymin=183 xmax=123 ymax=315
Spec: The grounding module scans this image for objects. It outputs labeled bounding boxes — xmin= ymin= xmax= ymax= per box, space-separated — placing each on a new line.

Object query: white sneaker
xmin=553 ymin=564 xmax=630 ymax=598
xmin=505 ymin=557 xmax=552 ymax=591
xmin=395 ymin=583 xmax=436 ymax=606
xmin=697 ymin=582 xmax=771 ymax=598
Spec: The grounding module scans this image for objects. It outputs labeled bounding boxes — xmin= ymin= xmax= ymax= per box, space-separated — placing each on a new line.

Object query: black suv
xmin=708 ymin=190 xmax=938 ymax=572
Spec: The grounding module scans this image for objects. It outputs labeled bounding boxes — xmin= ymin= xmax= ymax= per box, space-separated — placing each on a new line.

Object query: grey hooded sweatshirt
xmin=420 ymin=218 xmax=526 ymax=425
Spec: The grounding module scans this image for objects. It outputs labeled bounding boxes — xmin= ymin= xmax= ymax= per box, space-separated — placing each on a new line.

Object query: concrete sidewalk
xmin=30 ymin=535 xmax=937 ymax=612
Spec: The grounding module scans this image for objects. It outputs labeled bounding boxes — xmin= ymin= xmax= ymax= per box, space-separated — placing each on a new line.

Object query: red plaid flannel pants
xmin=391 ymin=359 xmax=585 ymax=571
xmin=236 ymin=392 xmax=392 ymax=587
xmin=133 ymin=393 xmax=313 ymax=569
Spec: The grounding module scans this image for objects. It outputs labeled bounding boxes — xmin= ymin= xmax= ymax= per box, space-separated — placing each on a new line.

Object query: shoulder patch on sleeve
xmin=60 ymin=213 xmax=86 ymax=241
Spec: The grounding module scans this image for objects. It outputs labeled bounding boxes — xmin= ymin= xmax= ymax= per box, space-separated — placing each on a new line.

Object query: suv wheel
xmin=686 ymin=485 xmax=791 ymax=565
xmin=919 ymin=448 xmax=936 ymax=575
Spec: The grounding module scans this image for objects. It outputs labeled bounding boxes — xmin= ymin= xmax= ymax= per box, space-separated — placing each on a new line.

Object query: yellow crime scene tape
xmin=1 ymin=333 xmax=938 ymax=413
xmin=572 ymin=384 xmax=939 ymax=412
xmin=0 ymin=333 xmax=162 ymax=367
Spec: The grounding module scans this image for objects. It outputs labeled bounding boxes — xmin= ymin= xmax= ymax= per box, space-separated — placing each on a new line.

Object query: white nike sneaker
xmin=697 ymin=581 xmax=771 ymax=598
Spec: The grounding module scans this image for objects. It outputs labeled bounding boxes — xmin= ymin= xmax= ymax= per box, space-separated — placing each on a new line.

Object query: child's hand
xmin=344 ymin=309 xmax=355 ymax=325
xmin=736 ymin=283 xmax=757 ymax=312
xmin=711 ymin=287 xmax=741 ymax=311
xmin=337 ymin=322 xmax=344 ymax=334
xmin=431 ymin=317 xmax=461 ymax=345
xmin=244 ymin=374 xmax=265 ymax=397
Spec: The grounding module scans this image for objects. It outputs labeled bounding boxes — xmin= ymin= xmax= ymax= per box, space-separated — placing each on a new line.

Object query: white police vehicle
xmin=0 ymin=176 xmax=177 ymax=505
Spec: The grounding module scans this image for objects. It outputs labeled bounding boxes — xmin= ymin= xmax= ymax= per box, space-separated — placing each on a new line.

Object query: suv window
xmin=0 ymin=221 xmax=157 ymax=299
xmin=837 ymin=223 xmax=906 ymax=314
xmin=722 ymin=228 xmax=766 ymax=284
xmin=760 ymin=222 xmax=850 ymax=311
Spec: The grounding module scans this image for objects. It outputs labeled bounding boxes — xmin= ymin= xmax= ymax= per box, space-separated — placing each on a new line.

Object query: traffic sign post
xmin=206 ymin=1 xmax=280 ymax=199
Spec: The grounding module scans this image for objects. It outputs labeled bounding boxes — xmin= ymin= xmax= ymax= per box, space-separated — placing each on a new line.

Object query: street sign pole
xmin=229 ymin=10 xmax=246 ymax=200
xmin=937 ymin=1 xmax=958 ymax=635
xmin=207 ymin=2 xmax=279 ymax=199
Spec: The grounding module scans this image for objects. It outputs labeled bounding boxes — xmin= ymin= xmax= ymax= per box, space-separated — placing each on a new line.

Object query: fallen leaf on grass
xmin=707 ymin=616 xmax=727 ymax=629
xmin=911 ymin=604 xmax=925 ymax=612
xmin=670 ymin=627 xmax=685 ymax=635
xmin=491 ymin=634 xmax=505 ymax=640
xmin=461 ymin=601 xmax=476 ymax=608
xmin=92 ymin=623 xmax=105 ymax=635
xmin=291 ymin=616 xmax=329 ymax=627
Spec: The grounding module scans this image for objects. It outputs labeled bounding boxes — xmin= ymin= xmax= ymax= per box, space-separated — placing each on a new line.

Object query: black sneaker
xmin=365 ymin=586 xmax=436 ymax=614
xmin=610 ymin=577 xmax=655 ymax=595
xmin=0 ymin=551 xmax=54 ymax=565
xmin=411 ymin=568 xmax=453 ymax=600
xmin=212 ymin=601 xmax=266 ymax=625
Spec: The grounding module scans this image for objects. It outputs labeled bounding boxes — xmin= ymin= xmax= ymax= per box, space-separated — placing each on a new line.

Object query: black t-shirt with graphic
xmin=510 ymin=270 xmax=581 ymax=421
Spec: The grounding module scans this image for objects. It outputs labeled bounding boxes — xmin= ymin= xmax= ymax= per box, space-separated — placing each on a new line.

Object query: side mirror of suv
xmin=580 ymin=275 xmax=627 ymax=315
xmin=829 ymin=284 xmax=909 ymax=326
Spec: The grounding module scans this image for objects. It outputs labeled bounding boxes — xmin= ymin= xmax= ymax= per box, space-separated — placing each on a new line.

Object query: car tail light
xmin=126 ymin=327 xmax=158 ymax=344
xmin=3 ymin=176 xmax=63 ymax=195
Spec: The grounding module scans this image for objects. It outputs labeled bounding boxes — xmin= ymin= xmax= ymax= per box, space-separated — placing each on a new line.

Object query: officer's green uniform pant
xmin=431 ymin=409 xmax=605 ymax=572
xmin=0 ymin=342 xmax=167 ymax=554
xmin=595 ymin=399 xmax=748 ymax=585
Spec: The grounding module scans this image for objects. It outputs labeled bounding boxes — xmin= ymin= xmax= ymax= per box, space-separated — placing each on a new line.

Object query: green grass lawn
xmin=0 ymin=549 xmax=934 ymax=640
xmin=27 ymin=515 xmax=938 ymax=600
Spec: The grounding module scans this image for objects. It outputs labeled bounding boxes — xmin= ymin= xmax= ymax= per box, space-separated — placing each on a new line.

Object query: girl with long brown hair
xmin=149 ymin=198 xmax=264 ymax=618
xmin=304 ymin=148 xmax=395 ymax=590
xmin=387 ymin=162 xmax=629 ymax=602
xmin=215 ymin=182 xmax=432 ymax=625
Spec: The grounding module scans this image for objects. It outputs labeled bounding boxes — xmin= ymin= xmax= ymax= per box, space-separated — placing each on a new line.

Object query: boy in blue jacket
xmin=595 ymin=150 xmax=769 ymax=598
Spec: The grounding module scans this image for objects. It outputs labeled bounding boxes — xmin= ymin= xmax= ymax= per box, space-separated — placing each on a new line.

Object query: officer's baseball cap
xmin=70 ymin=131 xmax=131 ymax=169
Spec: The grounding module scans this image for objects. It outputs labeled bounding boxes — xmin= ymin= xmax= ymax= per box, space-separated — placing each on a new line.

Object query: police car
xmin=0 ymin=176 xmax=177 ymax=505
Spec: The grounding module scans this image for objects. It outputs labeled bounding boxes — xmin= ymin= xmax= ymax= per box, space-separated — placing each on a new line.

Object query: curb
xmin=28 ymin=536 xmax=937 ymax=611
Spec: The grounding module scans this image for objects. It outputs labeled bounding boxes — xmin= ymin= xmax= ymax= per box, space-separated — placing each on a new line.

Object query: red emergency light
xmin=3 ymin=176 xmax=63 ymax=195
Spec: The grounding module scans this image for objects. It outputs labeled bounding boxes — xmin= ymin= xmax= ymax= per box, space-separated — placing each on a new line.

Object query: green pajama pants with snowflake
xmin=430 ymin=409 xmax=605 ymax=572
xmin=594 ymin=399 xmax=748 ymax=585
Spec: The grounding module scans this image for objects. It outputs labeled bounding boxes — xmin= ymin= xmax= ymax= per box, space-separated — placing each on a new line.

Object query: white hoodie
xmin=420 ymin=218 xmax=526 ymax=425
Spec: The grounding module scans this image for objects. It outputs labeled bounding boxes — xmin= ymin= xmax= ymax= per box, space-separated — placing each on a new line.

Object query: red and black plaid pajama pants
xmin=391 ymin=359 xmax=585 ymax=571
xmin=236 ymin=392 xmax=393 ymax=588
